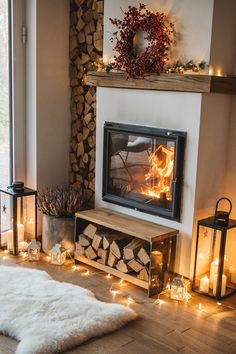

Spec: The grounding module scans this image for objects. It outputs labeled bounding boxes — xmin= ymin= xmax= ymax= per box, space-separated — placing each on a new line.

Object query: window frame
xmin=11 ymin=0 xmax=26 ymax=182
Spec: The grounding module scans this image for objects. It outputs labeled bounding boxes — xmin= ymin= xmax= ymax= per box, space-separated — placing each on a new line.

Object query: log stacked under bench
xmin=75 ymin=224 xmax=151 ymax=280
xmin=74 ymin=208 xmax=178 ymax=296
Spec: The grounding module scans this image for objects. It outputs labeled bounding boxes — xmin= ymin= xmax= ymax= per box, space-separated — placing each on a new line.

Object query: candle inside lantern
xmin=213 ymin=274 xmax=227 ymax=297
xmin=17 ymin=223 xmax=24 ymax=242
xmin=7 ymin=230 xmax=13 ymax=251
xmin=200 ymin=276 xmax=209 ymax=293
xmin=230 ymin=266 xmax=236 ymax=283
xmin=18 ymin=241 xmax=28 ymax=252
xmin=210 ymin=258 xmax=219 ymax=288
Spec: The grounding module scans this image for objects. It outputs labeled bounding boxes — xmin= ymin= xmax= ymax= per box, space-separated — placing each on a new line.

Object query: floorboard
xmin=0 ymin=252 xmax=236 ymax=354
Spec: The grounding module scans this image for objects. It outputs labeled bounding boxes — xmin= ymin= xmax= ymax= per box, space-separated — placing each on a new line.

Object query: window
xmin=0 ymin=0 xmax=12 ymax=189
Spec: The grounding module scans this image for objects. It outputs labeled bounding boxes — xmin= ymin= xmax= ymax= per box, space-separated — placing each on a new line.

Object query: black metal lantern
xmin=193 ymin=198 xmax=236 ymax=300
xmin=0 ymin=183 xmax=37 ymax=255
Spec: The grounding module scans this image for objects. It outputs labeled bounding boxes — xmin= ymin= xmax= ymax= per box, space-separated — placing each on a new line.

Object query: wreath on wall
xmin=110 ymin=3 xmax=175 ymax=78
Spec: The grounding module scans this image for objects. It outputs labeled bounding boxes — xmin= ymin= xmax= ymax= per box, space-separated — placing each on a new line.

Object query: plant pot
xmin=42 ymin=214 xmax=75 ymax=255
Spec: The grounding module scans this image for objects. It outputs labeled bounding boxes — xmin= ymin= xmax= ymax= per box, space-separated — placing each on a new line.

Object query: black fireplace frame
xmin=102 ymin=122 xmax=186 ymax=221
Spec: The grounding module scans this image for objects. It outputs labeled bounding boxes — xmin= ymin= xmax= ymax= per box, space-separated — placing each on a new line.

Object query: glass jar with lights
xmin=170 ymin=276 xmax=189 ymax=301
xmin=27 ymin=239 xmax=41 ymax=261
xmin=0 ymin=183 xmax=37 ymax=255
xmin=50 ymin=244 xmax=67 ymax=265
xmin=193 ymin=198 xmax=236 ymax=300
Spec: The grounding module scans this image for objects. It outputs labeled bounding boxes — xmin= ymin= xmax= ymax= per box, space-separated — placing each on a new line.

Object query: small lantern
xmin=0 ymin=183 xmax=37 ymax=255
xmin=50 ymin=244 xmax=67 ymax=265
xmin=170 ymin=276 xmax=189 ymax=301
xmin=193 ymin=198 xmax=236 ymax=300
xmin=27 ymin=239 xmax=41 ymax=261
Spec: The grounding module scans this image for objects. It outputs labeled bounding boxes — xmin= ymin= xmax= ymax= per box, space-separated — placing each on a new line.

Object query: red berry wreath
xmin=110 ymin=3 xmax=175 ymax=78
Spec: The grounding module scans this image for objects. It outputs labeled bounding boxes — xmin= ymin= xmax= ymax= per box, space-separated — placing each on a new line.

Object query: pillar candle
xmin=7 ymin=230 xmax=13 ymax=251
xmin=210 ymin=258 xmax=219 ymax=288
xmin=213 ymin=274 xmax=227 ymax=297
xmin=17 ymin=223 xmax=25 ymax=242
xmin=200 ymin=276 xmax=210 ymax=293
xmin=230 ymin=266 xmax=236 ymax=283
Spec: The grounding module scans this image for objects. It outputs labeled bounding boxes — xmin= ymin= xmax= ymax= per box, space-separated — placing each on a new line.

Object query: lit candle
xmin=200 ymin=276 xmax=209 ymax=293
xmin=210 ymin=258 xmax=219 ymax=288
xmin=230 ymin=266 xmax=236 ymax=283
xmin=18 ymin=241 xmax=28 ymax=252
xmin=17 ymin=223 xmax=25 ymax=242
xmin=213 ymin=274 xmax=227 ymax=297
xmin=7 ymin=230 xmax=13 ymax=251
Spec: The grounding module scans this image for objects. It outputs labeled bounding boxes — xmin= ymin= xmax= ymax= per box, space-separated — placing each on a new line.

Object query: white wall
xmin=96 ymin=87 xmax=202 ymax=277
xmin=36 ymin=0 xmax=70 ymax=189
xmin=25 ymin=0 xmax=70 ymax=235
xmin=104 ymin=0 xmax=214 ymax=65
xmin=95 ymin=0 xmax=236 ymax=278
xmin=25 ymin=0 xmax=70 ymax=190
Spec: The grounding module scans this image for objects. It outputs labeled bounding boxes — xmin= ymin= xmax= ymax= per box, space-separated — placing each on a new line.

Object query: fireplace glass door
xmin=103 ymin=123 xmax=186 ymax=220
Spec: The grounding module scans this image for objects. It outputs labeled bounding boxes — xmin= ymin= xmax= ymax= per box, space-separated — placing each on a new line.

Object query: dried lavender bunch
xmin=37 ymin=185 xmax=83 ymax=218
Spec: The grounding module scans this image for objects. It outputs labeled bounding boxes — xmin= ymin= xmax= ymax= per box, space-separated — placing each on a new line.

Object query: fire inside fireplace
xmin=103 ymin=122 xmax=186 ymax=220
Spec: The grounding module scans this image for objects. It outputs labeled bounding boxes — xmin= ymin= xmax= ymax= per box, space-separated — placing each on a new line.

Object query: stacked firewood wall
xmin=69 ymin=0 xmax=103 ymax=205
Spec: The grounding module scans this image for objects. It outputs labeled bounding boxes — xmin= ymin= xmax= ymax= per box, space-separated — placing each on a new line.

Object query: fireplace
xmin=103 ymin=122 xmax=186 ymax=220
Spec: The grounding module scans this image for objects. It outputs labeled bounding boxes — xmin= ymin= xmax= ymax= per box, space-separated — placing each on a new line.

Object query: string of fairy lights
xmin=1 ymin=249 xmax=236 ymax=312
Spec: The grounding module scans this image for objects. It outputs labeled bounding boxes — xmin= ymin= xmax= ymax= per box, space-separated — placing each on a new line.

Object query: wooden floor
xmin=1 ymin=253 xmax=236 ymax=354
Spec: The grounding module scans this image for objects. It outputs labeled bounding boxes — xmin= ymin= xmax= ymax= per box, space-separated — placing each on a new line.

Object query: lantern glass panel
xmin=28 ymin=248 xmax=40 ymax=261
xmin=224 ymin=228 xmax=236 ymax=290
xmin=1 ymin=188 xmax=37 ymax=255
xmin=51 ymin=251 xmax=66 ymax=265
xmin=194 ymin=224 xmax=235 ymax=298
xmin=0 ymin=193 xmax=13 ymax=250
xmin=170 ymin=285 xmax=186 ymax=301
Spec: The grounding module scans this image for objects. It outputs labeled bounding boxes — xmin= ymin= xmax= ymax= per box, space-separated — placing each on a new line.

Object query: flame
xmin=141 ymin=145 xmax=174 ymax=200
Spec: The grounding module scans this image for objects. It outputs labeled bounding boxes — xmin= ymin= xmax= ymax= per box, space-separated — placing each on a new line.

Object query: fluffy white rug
xmin=0 ymin=265 xmax=137 ymax=354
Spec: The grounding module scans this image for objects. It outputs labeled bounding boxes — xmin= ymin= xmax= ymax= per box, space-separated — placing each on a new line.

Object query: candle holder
xmin=193 ymin=198 xmax=236 ymax=300
xmin=170 ymin=276 xmax=189 ymax=301
xmin=0 ymin=184 xmax=37 ymax=255
xmin=50 ymin=244 xmax=67 ymax=265
xmin=27 ymin=239 xmax=41 ymax=261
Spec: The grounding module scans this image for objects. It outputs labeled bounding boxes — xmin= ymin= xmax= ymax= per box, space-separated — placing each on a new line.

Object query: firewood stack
xmin=69 ymin=0 xmax=104 ymax=206
xmin=75 ymin=223 xmax=151 ymax=281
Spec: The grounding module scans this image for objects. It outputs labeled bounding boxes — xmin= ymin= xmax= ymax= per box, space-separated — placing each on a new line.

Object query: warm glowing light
xmin=2 ymin=256 xmax=7 ymax=260
xmin=46 ymin=256 xmax=51 ymax=261
xmin=72 ymin=265 xmax=78 ymax=270
xmin=106 ymin=273 xmax=111 ymax=279
xmin=198 ymin=303 xmax=203 ymax=310
xmin=217 ymin=302 xmax=222 ymax=306
xmin=217 ymin=69 xmax=222 ymax=76
xmin=119 ymin=279 xmax=124 ymax=284
xmin=140 ymin=145 xmax=174 ymax=200
xmin=3 ymin=250 xmax=9 ymax=254
xmin=155 ymin=298 xmax=164 ymax=305
xmin=127 ymin=296 xmax=135 ymax=303
xmin=208 ymin=67 xmax=213 ymax=75
xmin=85 ymin=270 xmax=90 ymax=275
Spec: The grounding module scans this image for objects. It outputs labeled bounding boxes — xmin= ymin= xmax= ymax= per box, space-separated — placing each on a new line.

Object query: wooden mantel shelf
xmin=86 ymin=71 xmax=236 ymax=95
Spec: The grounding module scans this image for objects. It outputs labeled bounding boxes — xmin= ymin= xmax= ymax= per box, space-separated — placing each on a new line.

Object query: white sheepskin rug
xmin=0 ymin=265 xmax=137 ymax=354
